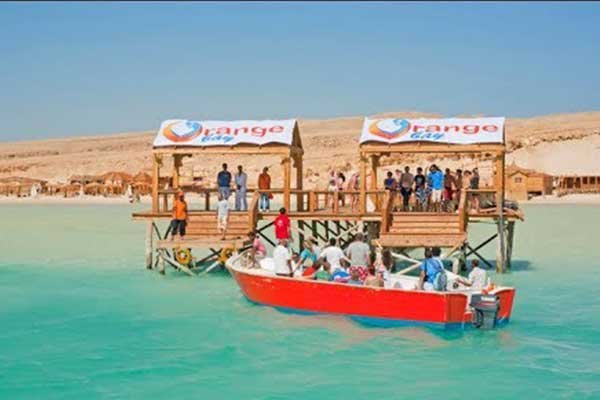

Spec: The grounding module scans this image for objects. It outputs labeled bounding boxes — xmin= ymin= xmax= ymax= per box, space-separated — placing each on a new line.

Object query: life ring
xmin=218 ymin=246 xmax=235 ymax=264
xmin=175 ymin=248 xmax=192 ymax=265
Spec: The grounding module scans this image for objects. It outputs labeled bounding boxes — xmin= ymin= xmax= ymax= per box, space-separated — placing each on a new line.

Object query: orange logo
xmin=163 ymin=121 xmax=202 ymax=143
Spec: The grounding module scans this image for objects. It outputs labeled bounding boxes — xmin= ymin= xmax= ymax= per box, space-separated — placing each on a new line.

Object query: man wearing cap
xmin=170 ymin=190 xmax=188 ymax=241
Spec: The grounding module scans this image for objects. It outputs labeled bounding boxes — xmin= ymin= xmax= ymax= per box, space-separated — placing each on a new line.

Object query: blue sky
xmin=1 ymin=2 xmax=599 ymax=141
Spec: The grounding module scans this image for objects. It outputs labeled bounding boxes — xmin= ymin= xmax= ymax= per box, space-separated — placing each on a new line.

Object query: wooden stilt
xmin=506 ymin=221 xmax=515 ymax=269
xmin=145 ymin=221 xmax=153 ymax=269
xmin=158 ymin=250 xmax=166 ymax=275
xmin=298 ymin=220 xmax=305 ymax=252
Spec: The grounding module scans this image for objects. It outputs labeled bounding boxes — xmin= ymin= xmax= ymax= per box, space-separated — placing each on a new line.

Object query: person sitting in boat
xmin=299 ymin=240 xmax=318 ymax=271
xmin=456 ymin=259 xmax=487 ymax=290
xmin=418 ymin=247 xmax=447 ymax=291
xmin=364 ymin=265 xmax=383 ymax=287
xmin=319 ymin=238 xmax=350 ymax=272
xmin=345 ymin=233 xmax=371 ymax=268
xmin=303 ymin=261 xmax=332 ymax=281
xmin=169 ymin=190 xmax=188 ymax=241
xmin=347 ymin=269 xmax=363 ymax=286
xmin=273 ymin=239 xmax=292 ymax=277
xmin=248 ymin=230 xmax=266 ymax=263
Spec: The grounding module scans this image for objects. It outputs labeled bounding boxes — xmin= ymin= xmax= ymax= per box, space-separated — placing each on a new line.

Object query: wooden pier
xmin=134 ymin=117 xmax=523 ymax=275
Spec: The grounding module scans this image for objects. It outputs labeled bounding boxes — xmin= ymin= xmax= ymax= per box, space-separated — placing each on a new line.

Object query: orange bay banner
xmin=153 ymin=119 xmax=296 ymax=147
xmin=360 ymin=117 xmax=505 ymax=145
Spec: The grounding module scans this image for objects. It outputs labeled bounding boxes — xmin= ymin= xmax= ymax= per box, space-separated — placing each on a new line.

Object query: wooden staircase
xmin=376 ymin=190 xmax=468 ymax=248
xmin=184 ymin=212 xmax=253 ymax=240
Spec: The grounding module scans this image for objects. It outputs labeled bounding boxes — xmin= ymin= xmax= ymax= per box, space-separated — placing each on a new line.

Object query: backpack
xmin=432 ymin=259 xmax=447 ymax=291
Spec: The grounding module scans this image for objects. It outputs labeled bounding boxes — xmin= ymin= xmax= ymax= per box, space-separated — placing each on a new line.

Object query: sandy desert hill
xmin=0 ymin=111 xmax=599 ymax=188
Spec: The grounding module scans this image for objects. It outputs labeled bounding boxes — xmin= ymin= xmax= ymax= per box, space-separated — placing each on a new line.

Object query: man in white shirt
xmin=457 ymin=259 xmax=487 ymax=290
xmin=235 ymin=165 xmax=248 ymax=211
xmin=319 ymin=238 xmax=350 ymax=273
xmin=216 ymin=194 xmax=230 ymax=240
xmin=345 ymin=233 xmax=371 ymax=267
xmin=273 ymin=239 xmax=292 ymax=277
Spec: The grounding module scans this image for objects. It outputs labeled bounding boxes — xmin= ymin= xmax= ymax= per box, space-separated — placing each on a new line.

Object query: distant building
xmin=557 ymin=175 xmax=600 ymax=196
xmin=504 ymin=163 xmax=553 ymax=201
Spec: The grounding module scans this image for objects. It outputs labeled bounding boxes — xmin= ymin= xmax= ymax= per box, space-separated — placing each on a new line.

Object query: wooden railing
xmin=156 ymin=187 xmax=260 ymax=213
xmin=154 ymin=187 xmax=387 ymax=215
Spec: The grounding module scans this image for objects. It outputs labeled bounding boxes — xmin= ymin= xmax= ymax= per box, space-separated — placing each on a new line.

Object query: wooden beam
xmin=172 ymin=154 xmax=183 ymax=189
xmin=151 ymin=154 xmax=161 ymax=213
xmin=153 ymin=146 xmax=292 ymax=155
xmin=359 ymin=155 xmax=367 ymax=214
xmin=359 ymin=143 xmax=506 ymax=154
xmin=495 ymin=153 xmax=506 ymax=273
xmin=294 ymin=155 xmax=304 ymax=211
xmin=282 ymin=156 xmax=291 ymax=211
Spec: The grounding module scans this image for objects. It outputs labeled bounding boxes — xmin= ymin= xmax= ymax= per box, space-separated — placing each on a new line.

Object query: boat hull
xmin=228 ymin=262 xmax=516 ymax=329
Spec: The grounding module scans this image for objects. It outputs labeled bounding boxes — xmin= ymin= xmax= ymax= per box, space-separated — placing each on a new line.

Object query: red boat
xmin=226 ymin=255 xmax=516 ymax=329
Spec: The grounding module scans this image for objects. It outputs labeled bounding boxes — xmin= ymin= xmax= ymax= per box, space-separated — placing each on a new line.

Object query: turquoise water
xmin=1 ymin=204 xmax=599 ymax=399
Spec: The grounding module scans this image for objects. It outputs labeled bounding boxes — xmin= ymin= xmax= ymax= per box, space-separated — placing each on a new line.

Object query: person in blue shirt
xmin=418 ymin=247 xmax=446 ymax=291
xmin=217 ymin=163 xmax=232 ymax=200
xmin=427 ymin=165 xmax=444 ymax=212
xmin=384 ymin=171 xmax=397 ymax=192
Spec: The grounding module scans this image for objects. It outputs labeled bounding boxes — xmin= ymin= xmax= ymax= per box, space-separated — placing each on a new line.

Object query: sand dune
xmin=0 ymin=111 xmax=598 ymax=188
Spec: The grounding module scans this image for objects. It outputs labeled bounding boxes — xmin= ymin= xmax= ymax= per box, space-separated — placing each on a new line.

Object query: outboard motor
xmin=470 ymin=294 xmax=500 ymax=329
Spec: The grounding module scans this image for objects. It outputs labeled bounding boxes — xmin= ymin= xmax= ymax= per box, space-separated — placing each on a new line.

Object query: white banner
xmin=153 ymin=119 xmax=296 ymax=147
xmin=360 ymin=117 xmax=505 ymax=145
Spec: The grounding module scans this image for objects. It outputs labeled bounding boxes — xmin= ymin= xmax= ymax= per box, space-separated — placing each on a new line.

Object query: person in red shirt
xmin=274 ymin=207 xmax=291 ymax=241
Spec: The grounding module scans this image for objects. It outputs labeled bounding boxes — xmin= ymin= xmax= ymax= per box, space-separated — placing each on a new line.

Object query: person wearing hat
xmin=170 ymin=190 xmax=188 ymax=240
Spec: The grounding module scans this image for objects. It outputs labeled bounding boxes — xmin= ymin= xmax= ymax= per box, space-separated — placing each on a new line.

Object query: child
xmin=217 ymin=193 xmax=230 ymax=240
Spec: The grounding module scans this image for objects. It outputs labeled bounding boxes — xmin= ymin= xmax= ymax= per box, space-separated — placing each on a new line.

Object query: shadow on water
xmin=508 ymin=259 xmax=532 ymax=272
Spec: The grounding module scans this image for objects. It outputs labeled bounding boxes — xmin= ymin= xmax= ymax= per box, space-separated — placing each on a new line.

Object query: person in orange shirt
xmin=170 ymin=190 xmax=188 ymax=240
xmin=258 ymin=167 xmax=272 ymax=212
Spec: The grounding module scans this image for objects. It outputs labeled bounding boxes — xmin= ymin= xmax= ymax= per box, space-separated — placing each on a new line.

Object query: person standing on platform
xmin=428 ymin=165 xmax=444 ymax=212
xmin=258 ymin=167 xmax=272 ymax=212
xmin=443 ymin=168 xmax=456 ymax=211
xmin=169 ymin=190 xmax=188 ymax=241
xmin=235 ymin=165 xmax=248 ymax=211
xmin=400 ymin=166 xmax=414 ymax=211
xmin=470 ymin=167 xmax=481 ymax=212
xmin=414 ymin=167 xmax=427 ymax=212
xmin=455 ymin=169 xmax=463 ymax=206
xmin=274 ymin=207 xmax=292 ymax=243
xmin=217 ymin=193 xmax=230 ymax=240
xmin=217 ymin=163 xmax=232 ymax=200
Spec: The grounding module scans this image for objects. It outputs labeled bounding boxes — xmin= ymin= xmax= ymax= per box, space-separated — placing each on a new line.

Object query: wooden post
xmin=298 ymin=220 xmax=305 ymax=253
xmin=359 ymin=154 xmax=367 ymax=214
xmin=282 ymin=156 xmax=291 ymax=211
xmin=495 ymin=152 xmax=506 ymax=273
xmin=369 ymin=154 xmax=380 ymax=211
xmin=145 ymin=222 xmax=153 ymax=269
xmin=294 ymin=155 xmax=303 ymax=211
xmin=158 ymin=250 xmax=165 ymax=275
xmin=172 ymin=154 xmax=182 ymax=189
xmin=152 ymin=154 xmax=161 ymax=213
xmin=506 ymin=220 xmax=515 ymax=269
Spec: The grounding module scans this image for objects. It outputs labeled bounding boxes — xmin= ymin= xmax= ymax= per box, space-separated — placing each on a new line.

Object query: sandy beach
xmin=1 ymin=111 xmax=599 ymax=191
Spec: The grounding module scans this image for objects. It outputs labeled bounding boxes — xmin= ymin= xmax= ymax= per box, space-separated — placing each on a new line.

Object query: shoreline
xmin=1 ymin=193 xmax=600 ymax=206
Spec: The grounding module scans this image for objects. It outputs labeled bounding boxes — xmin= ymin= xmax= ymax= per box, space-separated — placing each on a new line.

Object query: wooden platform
xmin=376 ymin=233 xmax=466 ymax=248
xmin=157 ymin=237 xmax=248 ymax=249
